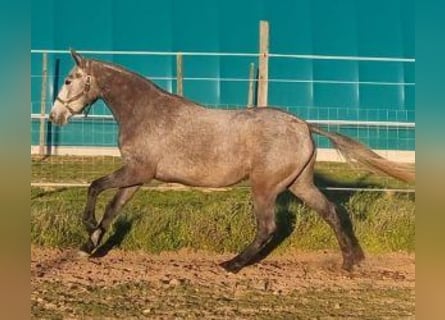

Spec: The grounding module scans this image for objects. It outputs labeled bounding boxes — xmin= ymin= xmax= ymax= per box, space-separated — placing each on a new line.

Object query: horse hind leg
xmin=220 ymin=139 xmax=317 ymax=273
xmin=288 ymin=156 xmax=364 ymax=270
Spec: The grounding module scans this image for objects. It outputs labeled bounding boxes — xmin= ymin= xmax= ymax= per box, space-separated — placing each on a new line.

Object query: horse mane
xmin=89 ymin=58 xmax=186 ymax=101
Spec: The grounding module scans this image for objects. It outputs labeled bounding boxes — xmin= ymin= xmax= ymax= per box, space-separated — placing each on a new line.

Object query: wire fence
xmin=31 ymin=49 xmax=415 ymax=191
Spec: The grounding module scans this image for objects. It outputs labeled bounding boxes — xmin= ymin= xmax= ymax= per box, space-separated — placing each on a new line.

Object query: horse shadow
xmin=91 ymin=214 xmax=140 ymax=258
xmin=31 ymin=187 xmax=68 ymax=200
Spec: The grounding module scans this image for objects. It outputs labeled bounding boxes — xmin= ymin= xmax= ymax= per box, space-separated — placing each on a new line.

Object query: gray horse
xmin=49 ymin=50 xmax=414 ymax=273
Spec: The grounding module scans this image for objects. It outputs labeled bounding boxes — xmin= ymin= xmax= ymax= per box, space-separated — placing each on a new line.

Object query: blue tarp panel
xmin=31 ymin=0 xmax=414 ymax=150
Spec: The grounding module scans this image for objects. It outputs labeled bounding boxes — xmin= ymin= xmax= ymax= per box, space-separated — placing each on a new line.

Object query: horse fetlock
xmin=352 ymin=246 xmax=365 ymax=264
xmin=78 ymin=228 xmax=105 ymax=256
xmin=341 ymin=246 xmax=365 ymax=271
xmin=90 ymin=227 xmax=105 ymax=247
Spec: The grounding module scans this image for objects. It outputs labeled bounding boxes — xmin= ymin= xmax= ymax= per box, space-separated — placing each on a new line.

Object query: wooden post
xmin=176 ymin=53 xmax=183 ymax=96
xmin=247 ymin=62 xmax=255 ymax=108
xmin=39 ymin=52 xmax=48 ymax=156
xmin=257 ymin=20 xmax=269 ymax=107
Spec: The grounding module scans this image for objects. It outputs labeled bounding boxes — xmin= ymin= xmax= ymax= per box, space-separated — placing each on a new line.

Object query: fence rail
xmin=30 ymin=113 xmax=415 ymax=128
xmin=30 ymin=49 xmax=415 ymax=62
xmin=29 ymin=182 xmax=415 ymax=193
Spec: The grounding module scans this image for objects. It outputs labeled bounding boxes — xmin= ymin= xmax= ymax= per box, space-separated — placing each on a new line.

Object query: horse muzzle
xmin=49 ymin=105 xmax=70 ymax=126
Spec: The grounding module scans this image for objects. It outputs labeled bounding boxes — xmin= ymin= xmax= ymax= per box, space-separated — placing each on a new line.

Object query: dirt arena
xmin=31 ymin=246 xmax=415 ymax=319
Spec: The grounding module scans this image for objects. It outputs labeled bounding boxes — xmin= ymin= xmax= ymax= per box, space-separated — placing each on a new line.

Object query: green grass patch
xmin=31 ymin=187 xmax=415 ymax=254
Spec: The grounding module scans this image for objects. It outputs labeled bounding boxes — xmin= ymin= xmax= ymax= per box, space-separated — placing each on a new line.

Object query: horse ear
xmin=70 ymin=49 xmax=84 ymax=67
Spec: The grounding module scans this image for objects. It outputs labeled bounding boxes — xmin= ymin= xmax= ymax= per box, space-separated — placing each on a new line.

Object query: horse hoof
xmin=341 ymin=259 xmax=354 ymax=272
xmin=353 ymin=248 xmax=365 ymax=265
xmin=79 ymin=240 xmax=96 ymax=256
xmin=77 ymin=250 xmax=91 ymax=259
xmin=219 ymin=260 xmax=244 ymax=274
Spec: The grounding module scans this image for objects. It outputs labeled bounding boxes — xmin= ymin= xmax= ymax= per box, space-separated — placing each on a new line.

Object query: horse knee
xmin=321 ymin=203 xmax=346 ymax=231
xmin=88 ymin=180 xmax=102 ymax=195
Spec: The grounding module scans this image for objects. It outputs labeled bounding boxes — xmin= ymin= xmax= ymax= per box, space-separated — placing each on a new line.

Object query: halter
xmin=56 ymin=75 xmax=92 ymax=115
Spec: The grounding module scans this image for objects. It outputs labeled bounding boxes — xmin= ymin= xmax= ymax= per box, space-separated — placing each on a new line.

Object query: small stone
xmin=272 ymin=289 xmax=282 ymax=295
xmin=142 ymin=308 xmax=151 ymax=315
xmin=67 ymin=283 xmax=78 ymax=290
xmin=334 ymin=303 xmax=341 ymax=309
xmin=251 ymin=279 xmax=268 ymax=291
xmin=169 ymin=278 xmax=181 ymax=286
xmin=44 ymin=302 xmax=57 ymax=310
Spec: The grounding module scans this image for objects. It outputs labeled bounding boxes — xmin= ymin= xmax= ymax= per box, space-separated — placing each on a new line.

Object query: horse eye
xmin=65 ymin=79 xmax=72 ymax=85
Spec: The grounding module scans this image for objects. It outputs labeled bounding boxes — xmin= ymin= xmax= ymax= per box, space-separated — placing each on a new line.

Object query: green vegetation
xmin=31 ymin=187 xmax=414 ymax=254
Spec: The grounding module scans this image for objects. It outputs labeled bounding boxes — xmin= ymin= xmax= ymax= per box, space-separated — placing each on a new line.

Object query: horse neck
xmin=92 ymin=62 xmax=165 ymax=125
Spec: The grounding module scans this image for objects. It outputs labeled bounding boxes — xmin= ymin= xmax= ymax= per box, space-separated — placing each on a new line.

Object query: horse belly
xmin=155 ymin=157 xmax=248 ymax=188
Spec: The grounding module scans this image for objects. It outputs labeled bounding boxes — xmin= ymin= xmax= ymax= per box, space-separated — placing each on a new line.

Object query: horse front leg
xmin=82 ymin=180 xmax=102 ymax=234
xmin=81 ymin=185 xmax=141 ymax=254
xmin=80 ymin=165 xmax=151 ymax=255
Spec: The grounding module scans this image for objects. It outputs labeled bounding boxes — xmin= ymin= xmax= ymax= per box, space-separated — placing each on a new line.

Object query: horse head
xmin=49 ymin=50 xmax=100 ymax=126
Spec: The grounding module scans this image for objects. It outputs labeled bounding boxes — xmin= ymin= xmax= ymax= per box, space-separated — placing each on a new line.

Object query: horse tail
xmin=308 ymin=124 xmax=415 ymax=183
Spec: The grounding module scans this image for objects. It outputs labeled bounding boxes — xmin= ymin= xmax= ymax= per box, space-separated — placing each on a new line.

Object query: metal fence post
xmin=247 ymin=62 xmax=255 ymax=108
xmin=39 ymin=52 xmax=48 ymax=156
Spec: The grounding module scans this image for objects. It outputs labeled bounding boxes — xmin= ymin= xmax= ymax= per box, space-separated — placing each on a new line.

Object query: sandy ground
xmin=31 ymin=246 xmax=415 ymax=319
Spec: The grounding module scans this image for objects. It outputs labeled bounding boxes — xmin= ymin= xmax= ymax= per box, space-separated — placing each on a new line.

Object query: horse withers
xmin=49 ymin=50 xmax=415 ymax=273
